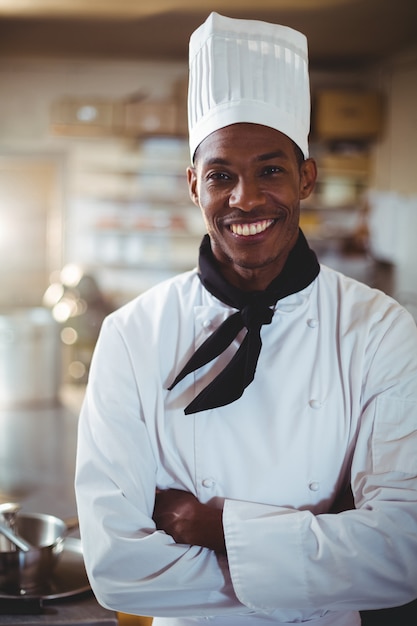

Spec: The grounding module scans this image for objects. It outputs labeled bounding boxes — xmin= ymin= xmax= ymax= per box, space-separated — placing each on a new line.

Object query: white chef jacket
xmin=75 ymin=264 xmax=417 ymax=626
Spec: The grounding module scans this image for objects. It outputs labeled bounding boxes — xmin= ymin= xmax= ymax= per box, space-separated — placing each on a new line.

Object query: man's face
xmin=187 ymin=123 xmax=317 ymax=291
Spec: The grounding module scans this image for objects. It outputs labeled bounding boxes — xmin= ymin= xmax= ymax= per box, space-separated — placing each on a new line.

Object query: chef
xmin=75 ymin=12 xmax=417 ymax=626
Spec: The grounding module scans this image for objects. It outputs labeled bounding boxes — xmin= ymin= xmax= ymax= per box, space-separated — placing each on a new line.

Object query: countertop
xmin=0 ymin=391 xmax=117 ymax=625
xmin=0 ymin=594 xmax=117 ymax=625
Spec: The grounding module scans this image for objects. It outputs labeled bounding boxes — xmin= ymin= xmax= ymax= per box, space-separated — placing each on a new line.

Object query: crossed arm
xmin=152 ymin=486 xmax=355 ymax=555
xmin=153 ymin=489 xmax=226 ymax=554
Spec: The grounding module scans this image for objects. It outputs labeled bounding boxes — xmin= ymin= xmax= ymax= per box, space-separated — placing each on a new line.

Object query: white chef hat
xmin=188 ymin=12 xmax=310 ymax=161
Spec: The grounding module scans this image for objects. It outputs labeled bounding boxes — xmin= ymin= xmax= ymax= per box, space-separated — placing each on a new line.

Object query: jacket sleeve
xmin=75 ymin=315 xmax=251 ymax=619
xmin=223 ymin=307 xmax=417 ymax=613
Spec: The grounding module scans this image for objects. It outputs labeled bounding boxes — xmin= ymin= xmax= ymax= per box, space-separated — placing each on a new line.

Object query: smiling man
xmin=75 ymin=12 xmax=417 ymax=626
xmin=188 ymin=124 xmax=316 ymax=291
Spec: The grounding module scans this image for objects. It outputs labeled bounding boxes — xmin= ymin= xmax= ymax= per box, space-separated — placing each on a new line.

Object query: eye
xmin=206 ymin=171 xmax=232 ymax=182
xmin=261 ymin=165 xmax=284 ymax=176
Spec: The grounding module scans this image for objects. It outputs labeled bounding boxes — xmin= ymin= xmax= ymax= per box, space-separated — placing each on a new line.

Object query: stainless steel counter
xmin=0 ymin=594 xmax=117 ymax=625
xmin=0 ymin=400 xmax=117 ymax=625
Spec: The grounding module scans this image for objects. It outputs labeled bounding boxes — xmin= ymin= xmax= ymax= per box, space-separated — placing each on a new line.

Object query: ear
xmin=187 ymin=166 xmax=199 ymax=207
xmin=299 ymin=158 xmax=317 ymax=200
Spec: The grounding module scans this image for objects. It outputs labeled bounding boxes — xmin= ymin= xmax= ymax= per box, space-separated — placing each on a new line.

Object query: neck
xmin=211 ymin=232 xmax=299 ymax=292
xmin=216 ymin=255 xmax=291 ymax=292
xmin=198 ymin=230 xmax=320 ymax=312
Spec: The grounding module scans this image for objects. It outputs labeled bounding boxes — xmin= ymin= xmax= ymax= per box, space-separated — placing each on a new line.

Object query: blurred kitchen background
xmin=0 ymin=0 xmax=417 ymax=550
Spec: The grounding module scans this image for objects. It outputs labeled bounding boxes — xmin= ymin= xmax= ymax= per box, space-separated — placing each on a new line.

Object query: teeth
xmin=230 ymin=219 xmax=273 ymax=236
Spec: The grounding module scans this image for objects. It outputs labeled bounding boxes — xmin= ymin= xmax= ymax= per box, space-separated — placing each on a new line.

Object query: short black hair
xmin=293 ymin=142 xmax=305 ymax=169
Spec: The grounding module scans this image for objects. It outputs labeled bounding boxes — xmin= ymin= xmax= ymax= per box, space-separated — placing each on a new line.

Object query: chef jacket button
xmin=309 ymin=481 xmax=320 ymax=491
xmin=307 ymin=318 xmax=319 ymax=328
xmin=309 ymin=399 xmax=322 ymax=409
xmin=202 ymin=478 xmax=215 ymax=488
xmin=202 ymin=319 xmax=212 ymax=329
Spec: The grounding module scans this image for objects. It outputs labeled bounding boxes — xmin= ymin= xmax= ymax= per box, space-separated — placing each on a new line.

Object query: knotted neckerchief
xmin=168 ymin=229 xmax=320 ymax=414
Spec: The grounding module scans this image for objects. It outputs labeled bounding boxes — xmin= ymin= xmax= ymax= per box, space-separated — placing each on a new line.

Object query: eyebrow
xmin=203 ymin=157 xmax=229 ymax=166
xmin=202 ymin=150 xmax=289 ymax=167
xmin=256 ymin=150 xmax=289 ymax=162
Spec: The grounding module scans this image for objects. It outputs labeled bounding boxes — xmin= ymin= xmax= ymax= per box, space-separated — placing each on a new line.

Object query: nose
xmin=229 ymin=177 xmax=266 ymax=212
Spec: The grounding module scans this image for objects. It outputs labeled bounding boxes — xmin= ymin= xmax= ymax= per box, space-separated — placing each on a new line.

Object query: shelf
xmin=89 ymin=260 xmax=197 ymax=272
xmin=58 ymin=130 xmax=198 ymax=303
xmin=301 ymin=203 xmax=362 ymax=212
xmin=93 ymin=227 xmax=203 ymax=238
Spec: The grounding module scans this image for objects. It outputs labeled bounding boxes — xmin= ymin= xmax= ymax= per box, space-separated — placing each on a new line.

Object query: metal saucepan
xmin=0 ymin=509 xmax=78 ymax=595
xmin=0 ymin=520 xmax=32 ymax=552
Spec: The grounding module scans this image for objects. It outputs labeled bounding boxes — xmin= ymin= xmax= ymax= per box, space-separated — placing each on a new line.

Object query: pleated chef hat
xmin=188 ymin=12 xmax=311 ymax=161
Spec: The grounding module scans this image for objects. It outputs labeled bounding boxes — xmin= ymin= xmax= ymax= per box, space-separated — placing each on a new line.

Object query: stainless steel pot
xmin=0 ymin=512 xmax=68 ymax=595
xmin=0 ymin=307 xmax=61 ymax=408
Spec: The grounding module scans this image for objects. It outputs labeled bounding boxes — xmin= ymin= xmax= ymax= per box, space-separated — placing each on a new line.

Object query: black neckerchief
xmin=168 ymin=229 xmax=320 ymax=414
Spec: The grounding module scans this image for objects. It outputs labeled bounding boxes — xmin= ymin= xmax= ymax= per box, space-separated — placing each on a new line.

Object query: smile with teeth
xmin=230 ymin=219 xmax=274 ymax=236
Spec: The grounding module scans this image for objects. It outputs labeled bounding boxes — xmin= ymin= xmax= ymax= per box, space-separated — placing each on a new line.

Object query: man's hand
xmin=153 ymin=489 xmax=226 ymax=554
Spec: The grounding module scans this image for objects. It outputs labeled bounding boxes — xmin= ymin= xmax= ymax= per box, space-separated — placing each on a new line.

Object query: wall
xmin=0 ymin=58 xmax=189 ymax=308
xmin=0 ymin=58 xmax=187 ymax=146
xmin=372 ymin=44 xmax=417 ymax=195
xmin=0 ymin=51 xmax=416 ymax=308
xmin=366 ymin=45 xmax=417 ymax=305
xmin=2 ymin=52 xmax=416 ymax=181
